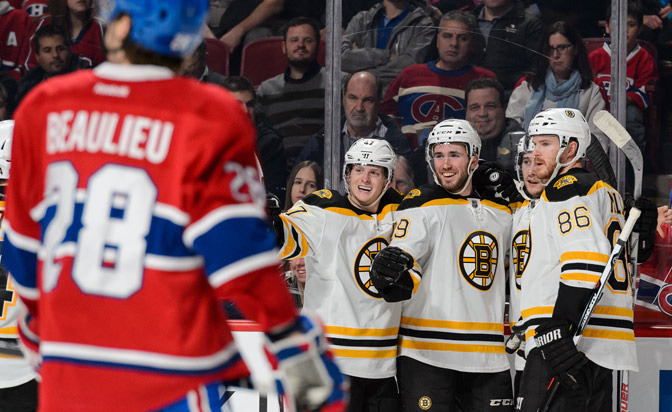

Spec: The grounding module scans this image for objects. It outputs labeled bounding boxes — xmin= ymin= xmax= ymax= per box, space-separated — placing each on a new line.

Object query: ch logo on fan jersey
xmin=511 ymin=229 xmax=531 ymax=290
xmin=459 ymin=231 xmax=498 ymax=291
xmin=354 ymin=237 xmax=388 ymax=298
xmin=411 ymin=94 xmax=464 ymax=124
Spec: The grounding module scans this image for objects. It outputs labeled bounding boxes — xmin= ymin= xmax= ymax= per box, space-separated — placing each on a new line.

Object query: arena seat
xmin=205 ymin=37 xmax=230 ymax=76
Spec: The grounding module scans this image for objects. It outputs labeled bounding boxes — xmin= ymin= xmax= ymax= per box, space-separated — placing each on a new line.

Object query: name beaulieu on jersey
xmin=45 ymin=108 xmax=174 ymax=164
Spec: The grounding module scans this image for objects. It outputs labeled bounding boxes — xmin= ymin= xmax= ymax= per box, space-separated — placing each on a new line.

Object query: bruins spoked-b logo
xmin=354 ymin=237 xmax=389 ymax=298
xmin=459 ymin=231 xmax=498 ymax=291
xmin=511 ymin=229 xmax=531 ymax=290
xmin=418 ymin=396 xmax=432 ymax=410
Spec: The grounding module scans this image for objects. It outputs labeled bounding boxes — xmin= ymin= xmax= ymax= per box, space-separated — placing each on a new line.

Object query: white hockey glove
xmin=504 ymin=318 xmax=526 ymax=358
xmin=268 ymin=314 xmax=348 ymax=412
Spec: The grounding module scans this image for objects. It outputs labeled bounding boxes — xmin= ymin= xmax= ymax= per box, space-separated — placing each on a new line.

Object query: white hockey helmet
xmin=527 ymin=108 xmax=591 ymax=184
xmin=343 ymin=138 xmax=397 ymax=187
xmin=425 ymin=119 xmax=481 ymax=191
xmin=0 ymin=120 xmax=13 ymax=181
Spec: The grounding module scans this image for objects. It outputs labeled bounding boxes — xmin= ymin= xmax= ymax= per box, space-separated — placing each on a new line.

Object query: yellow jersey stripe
xmin=582 ymin=328 xmax=635 ymax=341
xmin=481 ymin=199 xmax=512 ymax=214
xmin=421 ymin=198 xmax=470 ymax=208
xmin=520 ymin=306 xmax=554 ymax=319
xmin=400 ymin=338 xmax=506 ymax=353
xmin=592 ymin=306 xmax=634 ymax=317
xmin=331 ymin=348 xmax=398 ymax=359
xmin=0 ymin=326 xmax=18 ymax=335
xmin=325 ymin=326 xmax=399 ymax=337
xmin=587 ymin=180 xmax=615 ymax=195
xmin=560 ymin=251 xmax=609 ymax=264
xmin=560 ymin=272 xmax=601 ymax=283
xmin=278 ymin=216 xmax=308 ymax=259
xmin=401 ymin=317 xmax=504 ymax=332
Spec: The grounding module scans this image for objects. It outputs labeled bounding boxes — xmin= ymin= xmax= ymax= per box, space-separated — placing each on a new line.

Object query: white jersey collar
xmin=94 ymin=62 xmax=175 ymax=82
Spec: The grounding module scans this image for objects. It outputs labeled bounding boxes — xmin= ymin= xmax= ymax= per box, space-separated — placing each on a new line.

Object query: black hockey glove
xmin=472 ymin=160 xmax=518 ymax=203
xmin=266 ymin=193 xmax=283 ymax=247
xmin=370 ymin=246 xmax=415 ymax=302
xmin=626 ymin=196 xmax=657 ymax=262
xmin=534 ymin=320 xmax=587 ymax=389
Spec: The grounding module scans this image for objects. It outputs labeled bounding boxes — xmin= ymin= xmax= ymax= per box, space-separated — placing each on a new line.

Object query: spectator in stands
xmin=590 ymin=1 xmax=656 ymax=152
xmin=506 ymin=21 xmax=607 ymax=146
xmin=471 ymin=0 xmax=544 ymax=97
xmin=222 ymin=76 xmax=288 ymax=201
xmin=381 ymin=10 xmax=496 ymax=149
xmin=0 ymin=82 xmax=9 ymax=120
xmin=15 ymin=24 xmax=90 ymax=105
xmin=284 ymin=160 xmax=324 ymax=210
xmin=297 ymin=71 xmax=411 ymax=168
xmin=465 ymin=77 xmax=524 ymax=172
xmin=522 ymin=0 xmax=608 ymax=38
xmin=281 ymin=160 xmax=324 ymax=309
xmin=257 ymin=17 xmax=326 ymax=173
xmin=24 ymin=0 xmax=105 ymax=71
xmin=0 ymin=72 xmax=17 ymax=118
xmin=0 ymin=1 xmax=33 ymax=79
xmin=392 ymin=155 xmax=415 ymax=195
xmin=181 ymin=40 xmax=227 ymax=87
xmin=341 ymin=0 xmax=435 ymax=88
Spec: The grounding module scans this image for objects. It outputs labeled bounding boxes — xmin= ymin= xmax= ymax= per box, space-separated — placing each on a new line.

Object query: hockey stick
xmin=593 ymin=110 xmax=644 ymax=412
xmin=538 ymin=207 xmax=641 ymax=412
xmin=585 ymin=134 xmax=617 ymax=189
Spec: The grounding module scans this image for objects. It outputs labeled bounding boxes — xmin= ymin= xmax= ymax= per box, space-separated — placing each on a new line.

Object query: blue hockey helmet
xmin=100 ymin=0 xmax=208 ymax=58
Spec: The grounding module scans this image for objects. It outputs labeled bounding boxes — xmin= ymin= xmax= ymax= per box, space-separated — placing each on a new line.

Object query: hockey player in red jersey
xmin=2 ymin=0 xmax=346 ymax=411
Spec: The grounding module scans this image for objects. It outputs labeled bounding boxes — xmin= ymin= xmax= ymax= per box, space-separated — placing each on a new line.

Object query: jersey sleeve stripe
xmin=324 ymin=326 xmax=399 ymax=337
xmin=520 ymin=306 xmax=554 ymax=318
xmin=41 ymin=340 xmax=242 ymax=375
xmin=560 ymin=251 xmax=609 ymax=264
xmin=144 ymin=254 xmax=204 ymax=271
xmin=192 ymin=216 xmax=277 ymax=276
xmin=208 ymin=250 xmax=279 ymax=288
xmin=401 ymin=317 xmax=504 ymax=332
xmin=3 ymin=221 xmax=41 ymax=253
xmin=399 ymin=339 xmax=506 ymax=354
xmin=183 ymin=204 xmax=266 ymax=248
xmin=278 ymin=216 xmax=308 ymax=260
xmin=559 ymin=272 xmax=601 ymax=283
xmin=582 ymin=329 xmax=635 ymax=341
xmin=593 ymin=306 xmax=633 ymax=317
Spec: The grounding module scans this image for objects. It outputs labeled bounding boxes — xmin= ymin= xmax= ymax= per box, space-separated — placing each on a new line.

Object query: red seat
xmin=240 ymin=36 xmax=327 ymax=87
xmin=584 ymin=37 xmax=661 ymax=172
xmin=240 ymin=37 xmax=287 ymax=87
xmin=206 ymin=38 xmax=230 ymax=76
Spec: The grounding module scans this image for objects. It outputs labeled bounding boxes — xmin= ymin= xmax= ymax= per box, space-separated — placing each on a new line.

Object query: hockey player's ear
xmin=563 ymin=140 xmax=579 ymax=161
xmin=469 ymin=155 xmax=479 ymax=173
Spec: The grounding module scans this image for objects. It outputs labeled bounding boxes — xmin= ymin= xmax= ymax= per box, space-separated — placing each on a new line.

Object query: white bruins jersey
xmin=389 ymin=184 xmax=512 ymax=373
xmin=279 ymin=189 xmax=403 ymax=379
xmin=520 ymin=169 xmax=637 ymax=372
xmin=0 ymin=197 xmax=36 ymax=388
xmin=508 ymin=199 xmax=536 ymax=371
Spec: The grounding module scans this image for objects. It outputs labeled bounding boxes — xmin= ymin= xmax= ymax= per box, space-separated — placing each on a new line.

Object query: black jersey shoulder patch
xmin=544 ymin=169 xmax=601 ymax=202
xmin=302 ymin=189 xmax=349 ymax=209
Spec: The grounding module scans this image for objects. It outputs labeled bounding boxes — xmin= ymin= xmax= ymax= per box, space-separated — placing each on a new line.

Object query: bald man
xmin=297 ymin=71 xmax=411 ymax=171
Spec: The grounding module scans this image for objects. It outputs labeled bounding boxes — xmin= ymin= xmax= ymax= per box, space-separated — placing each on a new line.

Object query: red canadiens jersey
xmin=0 ymin=6 xmax=34 ymax=79
xmin=3 ymin=63 xmax=297 ymax=411
xmin=589 ymin=42 xmax=656 ymax=112
xmin=23 ymin=15 xmax=105 ymax=71
xmin=380 ymin=62 xmax=496 ymax=148
xmin=20 ymin=0 xmax=47 ymax=18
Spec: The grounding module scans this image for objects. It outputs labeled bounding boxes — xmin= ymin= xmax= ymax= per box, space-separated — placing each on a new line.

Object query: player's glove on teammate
xmin=505 ymin=318 xmax=526 ymax=359
xmin=268 ymin=314 xmax=347 ymax=412
xmin=370 ymin=246 xmax=415 ymax=302
xmin=472 ymin=160 xmax=518 ymax=203
xmin=534 ymin=320 xmax=587 ymax=389
xmin=626 ymin=195 xmax=657 ymax=262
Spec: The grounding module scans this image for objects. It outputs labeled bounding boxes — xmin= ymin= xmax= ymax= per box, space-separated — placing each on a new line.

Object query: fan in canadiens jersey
xmin=515 ymin=108 xmax=637 ymax=412
xmin=279 ymin=138 xmax=404 ymax=411
xmin=0 ymin=120 xmax=38 ymax=411
xmin=505 ymin=133 xmax=545 ymax=399
xmin=1 ymin=1 xmax=346 ymax=411
xmin=370 ymin=119 xmax=514 ymax=411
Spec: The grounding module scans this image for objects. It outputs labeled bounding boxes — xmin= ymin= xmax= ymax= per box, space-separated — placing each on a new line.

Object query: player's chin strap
xmin=541 ymin=147 xmax=580 ymax=188
xmin=514 ymin=179 xmax=534 ymax=202
xmin=346 ymin=182 xmax=391 ymax=213
xmin=430 ymin=161 xmax=476 ymax=196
